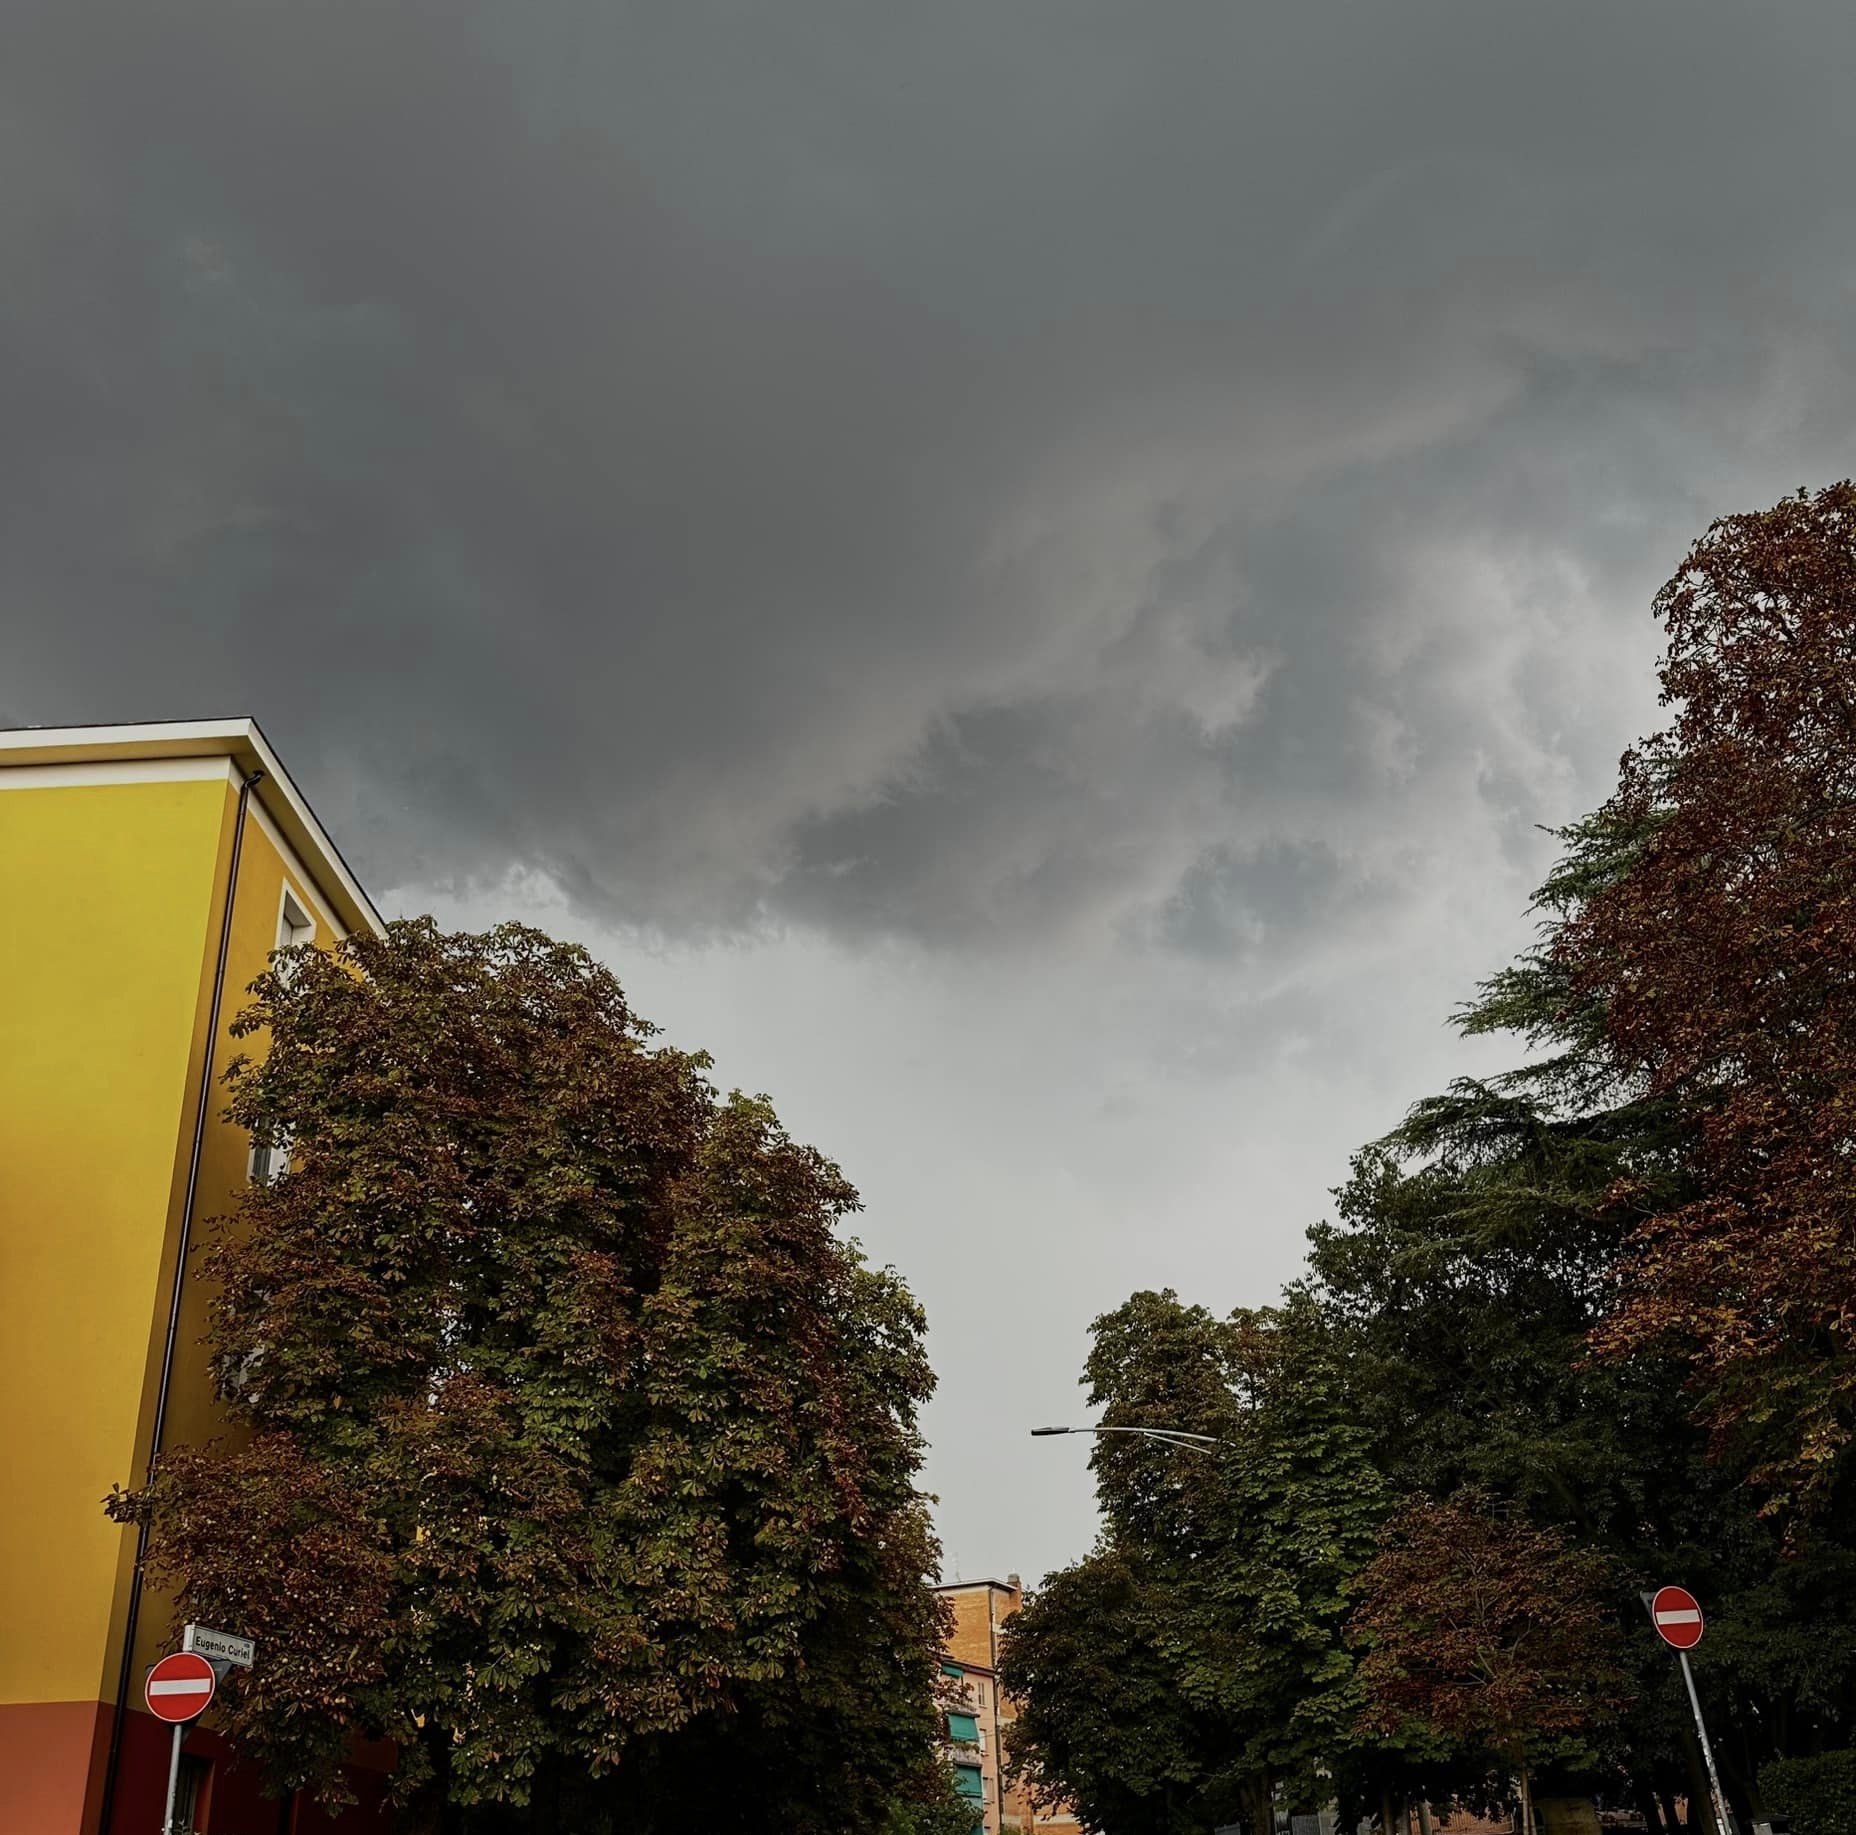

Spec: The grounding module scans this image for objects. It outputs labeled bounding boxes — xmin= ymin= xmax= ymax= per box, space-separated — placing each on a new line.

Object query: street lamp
xmin=1030 ymin=1424 xmax=1225 ymax=1453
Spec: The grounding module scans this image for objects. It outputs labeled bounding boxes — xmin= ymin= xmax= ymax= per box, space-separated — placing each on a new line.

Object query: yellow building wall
xmin=125 ymin=786 xmax=339 ymax=1692
xmin=124 ymin=789 xmax=336 ymax=1686
xmin=0 ymin=768 xmax=338 ymax=1707
xmin=0 ymin=773 xmax=233 ymax=1712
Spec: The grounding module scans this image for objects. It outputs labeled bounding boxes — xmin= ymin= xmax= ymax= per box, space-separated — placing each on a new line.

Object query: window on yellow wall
xmin=278 ymin=887 xmax=315 ymax=957
xmin=249 ymin=1135 xmax=289 ymax=1186
xmin=250 ymin=888 xmax=316 ymax=1185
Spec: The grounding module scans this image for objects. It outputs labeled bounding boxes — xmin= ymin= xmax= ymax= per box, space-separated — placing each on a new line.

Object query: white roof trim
xmin=0 ymin=718 xmax=386 ymax=938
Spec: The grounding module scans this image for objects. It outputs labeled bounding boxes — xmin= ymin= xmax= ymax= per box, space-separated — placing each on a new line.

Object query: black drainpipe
xmin=98 ymin=765 xmax=264 ymax=1835
xmin=988 ymin=1586 xmax=1006 ymax=1835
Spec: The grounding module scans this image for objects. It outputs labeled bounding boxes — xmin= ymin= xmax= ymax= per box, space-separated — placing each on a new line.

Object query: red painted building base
xmin=0 ymin=1699 xmax=394 ymax=1835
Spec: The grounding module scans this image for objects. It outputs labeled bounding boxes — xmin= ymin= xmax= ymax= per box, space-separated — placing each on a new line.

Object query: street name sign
xmin=184 ymin=1623 xmax=256 ymax=1668
xmin=1650 ymin=1583 xmax=1705 ymax=1650
xmin=145 ymin=1651 xmax=217 ymax=1724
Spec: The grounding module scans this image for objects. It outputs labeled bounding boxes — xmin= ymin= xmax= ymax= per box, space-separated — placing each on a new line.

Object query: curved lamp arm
xmin=1030 ymin=1424 xmax=1225 ymax=1454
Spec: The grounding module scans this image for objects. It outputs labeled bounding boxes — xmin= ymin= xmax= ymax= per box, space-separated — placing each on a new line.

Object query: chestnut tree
xmin=110 ymin=920 xmax=949 ymax=1834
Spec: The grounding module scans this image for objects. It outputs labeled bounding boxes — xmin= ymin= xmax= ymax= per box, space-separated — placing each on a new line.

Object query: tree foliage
xmin=1001 ymin=1546 xmax=1235 ymax=1835
xmin=1555 ymin=482 xmax=1856 ymax=1511
xmin=879 ymin=1763 xmax=988 ymax=1835
xmin=109 ymin=920 xmax=948 ymax=1833
xmin=1311 ymin=810 xmax=1856 ymax=1823
xmin=1006 ymin=486 xmax=1856 ymax=1833
xmin=1759 ymin=1749 xmax=1856 ymax=1835
xmin=1352 ymin=1494 xmax=1630 ymax=1813
xmin=1002 ymin=1293 xmax=1394 ymax=1835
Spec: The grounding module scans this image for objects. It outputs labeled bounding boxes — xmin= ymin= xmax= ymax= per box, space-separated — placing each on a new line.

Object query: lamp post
xmin=1033 ymin=1425 xmax=1269 ymax=1826
xmin=1030 ymin=1424 xmax=1226 ymax=1453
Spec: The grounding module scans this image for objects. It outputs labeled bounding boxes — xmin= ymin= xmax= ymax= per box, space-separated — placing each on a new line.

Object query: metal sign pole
xmin=160 ymin=1721 xmax=184 ymax=1835
xmin=1677 ymin=1649 xmax=1734 ymax=1835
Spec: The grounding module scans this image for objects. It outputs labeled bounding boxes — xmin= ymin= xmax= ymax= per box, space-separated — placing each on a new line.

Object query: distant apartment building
xmin=936 ymin=1577 xmax=1082 ymax=1835
xmin=0 ymin=720 xmax=390 ymax=1833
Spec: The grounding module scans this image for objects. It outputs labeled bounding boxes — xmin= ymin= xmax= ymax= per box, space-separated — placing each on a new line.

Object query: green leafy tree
xmin=1759 ymin=1749 xmax=1856 ymax=1835
xmin=1010 ymin=487 xmax=1856 ymax=1834
xmin=1309 ymin=793 xmax=1856 ymax=1825
xmin=1194 ymin=1298 xmax=1394 ymax=1820
xmin=1002 ymin=1549 xmax=1236 ymax=1835
xmin=109 ymin=920 xmax=947 ymax=1834
xmin=1003 ymin=1292 xmax=1398 ymax=1835
xmin=879 ymin=1761 xmax=988 ymax=1835
xmin=1306 ymin=797 xmax=1689 ymax=1533
xmin=1352 ymin=1495 xmax=1631 ymax=1835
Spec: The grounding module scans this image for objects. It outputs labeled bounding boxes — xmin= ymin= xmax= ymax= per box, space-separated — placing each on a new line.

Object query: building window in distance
xmin=954 ymin=1764 xmax=984 ymax=1803
xmin=947 ymin=1712 xmax=980 ymax=1745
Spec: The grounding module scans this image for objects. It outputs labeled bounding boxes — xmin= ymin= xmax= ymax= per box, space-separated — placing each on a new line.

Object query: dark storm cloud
xmin=8 ymin=0 xmax=1856 ymax=954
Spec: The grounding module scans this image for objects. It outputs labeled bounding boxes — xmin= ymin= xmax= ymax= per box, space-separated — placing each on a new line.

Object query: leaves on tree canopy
xmin=1008 ymin=484 xmax=1856 ymax=1834
xmin=1352 ymin=1493 xmax=1630 ymax=1770
xmin=1554 ymin=482 xmax=1856 ymax=1513
xmin=109 ymin=920 xmax=949 ymax=1832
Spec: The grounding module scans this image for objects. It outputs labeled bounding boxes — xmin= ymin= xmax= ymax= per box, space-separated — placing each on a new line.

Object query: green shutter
xmin=946 ymin=1713 xmax=980 ymax=1744
xmin=954 ymin=1764 xmax=985 ymax=1801
xmin=941 ymin=1662 xmax=965 ymax=1677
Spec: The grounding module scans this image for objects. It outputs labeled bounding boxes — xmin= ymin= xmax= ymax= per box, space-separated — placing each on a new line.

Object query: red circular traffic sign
xmin=1651 ymin=1584 xmax=1705 ymax=1651
xmin=145 ymin=1651 xmax=217 ymax=1724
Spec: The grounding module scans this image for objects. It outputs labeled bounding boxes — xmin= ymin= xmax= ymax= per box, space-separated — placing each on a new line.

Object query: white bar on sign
xmin=149 ymin=1681 xmax=211 ymax=1696
xmin=1656 ymin=1609 xmax=1703 ymax=1625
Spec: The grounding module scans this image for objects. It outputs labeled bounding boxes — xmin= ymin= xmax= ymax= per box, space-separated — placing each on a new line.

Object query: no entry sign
xmin=145 ymin=1651 xmax=217 ymax=1724
xmin=1645 ymin=1584 xmax=1729 ymax=1832
xmin=1651 ymin=1584 xmax=1705 ymax=1650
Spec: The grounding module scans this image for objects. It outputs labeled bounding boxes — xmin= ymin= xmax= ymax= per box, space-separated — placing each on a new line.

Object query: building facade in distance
xmin=0 ymin=720 xmax=389 ymax=1834
xmin=936 ymin=1577 xmax=1081 ymax=1835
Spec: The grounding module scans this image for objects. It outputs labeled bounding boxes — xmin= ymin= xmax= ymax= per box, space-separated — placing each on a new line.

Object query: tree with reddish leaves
xmin=1555 ymin=482 xmax=1856 ymax=1516
xmin=108 ymin=920 xmax=949 ymax=1834
xmin=1351 ymin=1494 xmax=1631 ymax=1835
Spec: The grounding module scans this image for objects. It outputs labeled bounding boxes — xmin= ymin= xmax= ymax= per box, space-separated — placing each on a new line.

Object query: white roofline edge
xmin=0 ymin=718 xmax=387 ymax=938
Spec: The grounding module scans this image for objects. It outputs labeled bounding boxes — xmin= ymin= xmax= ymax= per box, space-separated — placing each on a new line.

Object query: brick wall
xmin=935 ymin=1580 xmax=1081 ymax=1835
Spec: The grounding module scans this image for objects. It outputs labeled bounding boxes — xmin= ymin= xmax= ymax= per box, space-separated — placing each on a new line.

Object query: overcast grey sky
xmin=9 ymin=0 xmax=1856 ymax=1584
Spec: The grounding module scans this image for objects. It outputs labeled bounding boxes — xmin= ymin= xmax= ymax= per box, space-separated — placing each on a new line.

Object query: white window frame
xmin=277 ymin=883 xmax=316 ymax=954
xmin=248 ymin=885 xmax=316 ymax=1186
